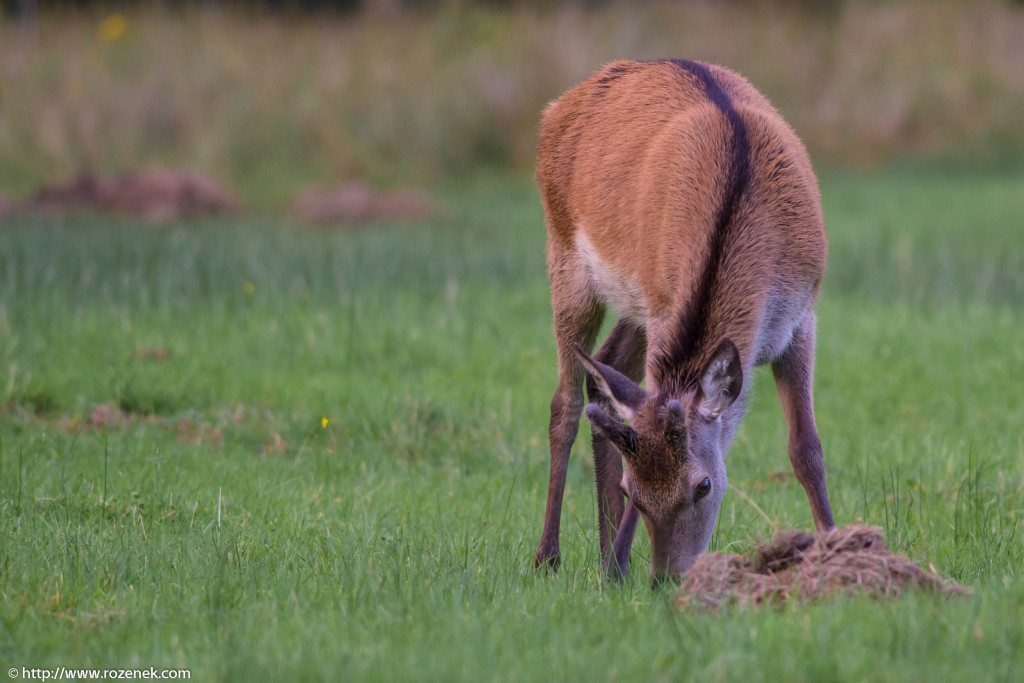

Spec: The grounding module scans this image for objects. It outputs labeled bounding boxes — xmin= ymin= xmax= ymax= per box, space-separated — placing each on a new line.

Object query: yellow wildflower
xmin=99 ymin=14 xmax=129 ymax=43
xmin=322 ymin=417 xmax=329 ymax=428
xmin=244 ymin=281 xmax=255 ymax=295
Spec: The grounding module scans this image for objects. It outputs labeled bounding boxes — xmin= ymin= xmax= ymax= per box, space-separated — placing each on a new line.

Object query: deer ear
xmin=573 ymin=343 xmax=646 ymax=421
xmin=695 ymin=339 xmax=742 ymax=420
xmin=585 ymin=404 xmax=639 ymax=457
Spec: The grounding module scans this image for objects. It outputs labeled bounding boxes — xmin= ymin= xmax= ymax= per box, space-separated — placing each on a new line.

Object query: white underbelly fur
xmin=576 ymin=231 xmax=813 ymax=367
xmin=575 ymin=232 xmax=649 ymax=324
xmin=753 ymin=289 xmax=812 ymax=365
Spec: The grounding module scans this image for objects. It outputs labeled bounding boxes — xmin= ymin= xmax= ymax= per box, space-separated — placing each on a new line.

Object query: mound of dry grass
xmin=25 ymin=168 xmax=239 ymax=223
xmin=675 ymin=525 xmax=967 ymax=611
xmin=291 ymin=181 xmax=436 ymax=226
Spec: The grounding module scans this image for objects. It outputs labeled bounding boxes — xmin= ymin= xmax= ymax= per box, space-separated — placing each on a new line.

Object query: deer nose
xmin=649 ymin=553 xmax=699 ymax=587
xmin=648 ymin=556 xmax=686 ymax=588
xmin=648 ymin=546 xmax=671 ymax=581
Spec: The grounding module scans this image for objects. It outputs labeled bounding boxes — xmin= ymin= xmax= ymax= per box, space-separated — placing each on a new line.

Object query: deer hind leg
xmin=534 ymin=263 xmax=605 ymax=570
xmin=586 ymin=318 xmax=646 ymax=564
xmin=772 ymin=312 xmax=836 ymax=532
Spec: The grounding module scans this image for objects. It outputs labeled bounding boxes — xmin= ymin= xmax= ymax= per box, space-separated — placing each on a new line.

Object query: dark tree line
xmin=0 ymin=0 xmax=798 ymax=18
xmin=4 ymin=0 xmax=553 ymax=16
xmin=2 ymin=0 xmax=1010 ymax=19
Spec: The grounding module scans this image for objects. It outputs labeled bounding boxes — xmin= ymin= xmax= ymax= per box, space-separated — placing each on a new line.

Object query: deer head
xmin=575 ymin=339 xmax=742 ymax=580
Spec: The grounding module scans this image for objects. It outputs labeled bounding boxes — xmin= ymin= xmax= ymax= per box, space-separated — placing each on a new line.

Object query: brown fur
xmin=533 ymin=60 xmax=835 ymax=580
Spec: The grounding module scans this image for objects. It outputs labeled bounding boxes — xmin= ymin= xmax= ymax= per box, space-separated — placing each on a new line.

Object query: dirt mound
xmin=27 ymin=169 xmax=239 ymax=223
xmin=292 ymin=181 xmax=436 ymax=225
xmin=56 ymin=403 xmax=134 ymax=434
xmin=675 ymin=525 xmax=967 ymax=611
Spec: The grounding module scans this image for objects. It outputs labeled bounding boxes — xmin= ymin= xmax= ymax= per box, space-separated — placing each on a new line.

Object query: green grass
xmin=1 ymin=168 xmax=1023 ymax=680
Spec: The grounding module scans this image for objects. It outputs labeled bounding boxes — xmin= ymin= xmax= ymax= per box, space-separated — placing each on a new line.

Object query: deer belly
xmin=575 ymin=232 xmax=649 ymax=324
xmin=753 ymin=289 xmax=813 ymax=365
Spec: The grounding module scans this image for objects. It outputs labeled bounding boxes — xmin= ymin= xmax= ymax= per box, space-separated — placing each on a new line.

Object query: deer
xmin=532 ymin=59 xmax=836 ymax=583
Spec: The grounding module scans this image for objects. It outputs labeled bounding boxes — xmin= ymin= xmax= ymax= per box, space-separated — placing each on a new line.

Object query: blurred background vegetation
xmin=1 ymin=0 xmax=1022 ymax=209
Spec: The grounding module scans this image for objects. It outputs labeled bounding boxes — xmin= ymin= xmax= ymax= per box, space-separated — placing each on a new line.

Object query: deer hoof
xmin=534 ymin=548 xmax=561 ymax=572
xmin=604 ymin=557 xmax=629 ymax=584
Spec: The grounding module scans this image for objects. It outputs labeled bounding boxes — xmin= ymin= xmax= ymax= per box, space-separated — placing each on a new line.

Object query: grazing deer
xmin=533 ymin=59 xmax=836 ymax=582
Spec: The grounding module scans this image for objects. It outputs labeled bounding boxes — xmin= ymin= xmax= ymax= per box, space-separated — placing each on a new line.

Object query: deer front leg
xmin=534 ymin=285 xmax=604 ymax=570
xmin=772 ymin=312 xmax=835 ymax=532
xmin=606 ymin=500 xmax=639 ymax=582
xmin=586 ymin=319 xmax=646 ymax=564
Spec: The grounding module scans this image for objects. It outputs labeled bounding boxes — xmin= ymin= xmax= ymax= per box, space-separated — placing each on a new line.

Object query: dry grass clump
xmin=675 ymin=525 xmax=967 ymax=612
xmin=291 ymin=181 xmax=437 ymax=226
xmin=25 ymin=168 xmax=239 ymax=223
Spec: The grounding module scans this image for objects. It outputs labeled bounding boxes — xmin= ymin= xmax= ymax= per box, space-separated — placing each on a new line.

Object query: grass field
xmin=1 ymin=168 xmax=1023 ymax=680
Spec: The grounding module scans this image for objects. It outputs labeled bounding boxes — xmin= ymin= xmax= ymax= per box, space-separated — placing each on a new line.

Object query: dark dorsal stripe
xmin=594 ymin=63 xmax=635 ymax=91
xmin=653 ymin=59 xmax=751 ymax=393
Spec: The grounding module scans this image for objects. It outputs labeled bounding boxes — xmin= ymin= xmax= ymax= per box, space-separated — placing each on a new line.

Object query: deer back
xmin=537 ymin=59 xmax=826 ymax=388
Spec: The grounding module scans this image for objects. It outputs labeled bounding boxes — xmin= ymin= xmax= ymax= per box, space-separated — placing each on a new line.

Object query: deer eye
xmin=695 ymin=477 xmax=711 ymax=501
